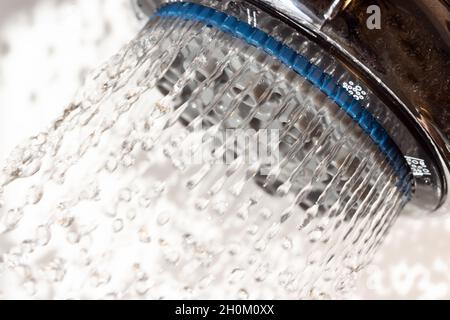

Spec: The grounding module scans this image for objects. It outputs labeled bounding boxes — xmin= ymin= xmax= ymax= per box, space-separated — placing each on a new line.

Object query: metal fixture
xmin=133 ymin=0 xmax=450 ymax=214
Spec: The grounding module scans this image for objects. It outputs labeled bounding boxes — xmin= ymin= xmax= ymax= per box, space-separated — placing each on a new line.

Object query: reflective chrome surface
xmin=248 ymin=0 xmax=450 ymax=214
xmin=134 ymin=0 xmax=450 ymax=214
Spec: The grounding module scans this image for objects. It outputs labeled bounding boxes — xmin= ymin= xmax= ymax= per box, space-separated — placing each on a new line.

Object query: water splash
xmin=0 ymin=17 xmax=408 ymax=299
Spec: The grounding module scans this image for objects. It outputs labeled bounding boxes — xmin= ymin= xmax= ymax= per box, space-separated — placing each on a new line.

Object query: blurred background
xmin=0 ymin=0 xmax=449 ymax=299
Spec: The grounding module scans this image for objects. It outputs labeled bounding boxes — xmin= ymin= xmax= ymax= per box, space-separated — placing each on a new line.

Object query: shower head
xmin=133 ymin=0 xmax=450 ymax=215
xmin=5 ymin=0 xmax=450 ymax=300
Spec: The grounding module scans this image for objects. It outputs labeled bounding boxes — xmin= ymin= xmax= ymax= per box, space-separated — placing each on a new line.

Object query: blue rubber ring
xmin=154 ymin=2 xmax=412 ymax=196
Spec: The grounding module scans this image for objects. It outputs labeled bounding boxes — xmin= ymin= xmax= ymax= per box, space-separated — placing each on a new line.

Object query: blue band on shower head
xmin=154 ymin=2 xmax=413 ymax=196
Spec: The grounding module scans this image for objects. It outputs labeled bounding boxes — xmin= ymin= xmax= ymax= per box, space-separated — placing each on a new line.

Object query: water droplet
xmin=266 ymin=222 xmax=280 ymax=240
xmin=157 ymin=211 xmax=171 ymax=226
xmin=80 ymin=181 xmax=99 ymax=200
xmin=126 ymin=209 xmax=137 ymax=221
xmin=135 ymin=279 xmax=150 ymax=295
xmin=104 ymin=205 xmax=117 ymax=218
xmin=260 ymin=208 xmax=272 ymax=220
xmin=278 ymin=270 xmax=294 ymax=287
xmin=4 ymin=208 xmax=24 ymax=229
xmin=246 ymin=225 xmax=259 ymax=235
xmin=105 ymin=157 xmax=118 ymax=172
xmin=121 ymin=154 xmax=135 ymax=167
xmin=67 ymin=231 xmax=81 ymax=244
xmin=104 ymin=292 xmax=120 ymax=300
xmin=132 ymin=263 xmax=147 ymax=280
xmin=118 ymin=188 xmax=132 ymax=202
xmin=138 ymin=195 xmax=152 ymax=208
xmin=22 ymin=159 xmax=42 ymax=177
xmin=194 ymin=197 xmax=209 ymax=211
xmin=212 ymin=200 xmax=228 ymax=216
xmin=23 ymin=279 xmax=37 ymax=296
xmin=152 ymin=182 xmax=166 ymax=196
xmin=254 ymin=263 xmax=270 ymax=282
xmin=45 ymin=258 xmax=66 ymax=282
xmin=308 ymin=228 xmax=323 ymax=243
xmin=35 ymin=225 xmax=51 ymax=246
xmin=55 ymin=210 xmax=74 ymax=228
xmin=80 ymin=248 xmax=92 ymax=266
xmin=140 ymin=136 xmax=154 ymax=151
xmin=90 ymin=270 xmax=111 ymax=288
xmin=31 ymin=132 xmax=48 ymax=146
xmin=254 ymin=238 xmax=267 ymax=252
xmin=228 ymin=268 xmax=245 ymax=284
xmin=237 ymin=288 xmax=249 ymax=300
xmin=198 ymin=275 xmax=214 ymax=289
xmin=281 ymin=237 xmax=293 ymax=250
xmin=230 ymin=179 xmax=245 ymax=197
xmin=163 ymin=249 xmax=180 ymax=264
xmin=21 ymin=240 xmax=36 ymax=254
xmin=112 ymin=219 xmax=124 ymax=232
xmin=237 ymin=207 xmax=249 ymax=220
xmin=138 ymin=227 xmax=151 ymax=243
xmin=228 ymin=243 xmax=241 ymax=256
xmin=26 ymin=185 xmax=43 ymax=205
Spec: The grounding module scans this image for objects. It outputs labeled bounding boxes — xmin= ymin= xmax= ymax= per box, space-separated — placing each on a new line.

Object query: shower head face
xmin=251 ymin=0 xmax=450 ymax=214
xmin=133 ymin=0 xmax=450 ymax=214
xmin=0 ymin=6 xmax=407 ymax=299
xmin=131 ymin=12 xmax=407 ymax=298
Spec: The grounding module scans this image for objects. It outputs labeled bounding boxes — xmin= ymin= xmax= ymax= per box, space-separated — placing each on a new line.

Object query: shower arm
xmin=132 ymin=0 xmax=450 ymax=215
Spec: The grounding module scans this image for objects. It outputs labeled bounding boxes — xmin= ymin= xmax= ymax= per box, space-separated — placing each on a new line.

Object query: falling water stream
xmin=0 ymin=16 xmax=407 ymax=299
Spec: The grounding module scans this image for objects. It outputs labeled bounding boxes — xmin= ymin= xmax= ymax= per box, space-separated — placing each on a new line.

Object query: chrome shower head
xmin=133 ymin=0 xmax=450 ymax=215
